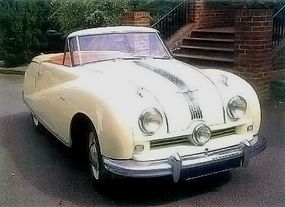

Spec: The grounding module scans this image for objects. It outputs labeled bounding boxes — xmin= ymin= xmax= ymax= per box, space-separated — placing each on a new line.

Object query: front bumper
xmin=103 ymin=135 xmax=266 ymax=183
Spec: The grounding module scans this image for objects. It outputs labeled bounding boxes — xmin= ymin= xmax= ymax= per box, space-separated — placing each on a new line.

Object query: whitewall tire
xmin=87 ymin=126 xmax=109 ymax=184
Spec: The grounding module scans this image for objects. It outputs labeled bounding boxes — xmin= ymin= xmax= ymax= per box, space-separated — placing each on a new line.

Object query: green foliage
xmin=0 ymin=0 xmax=188 ymax=66
xmin=271 ymin=80 xmax=285 ymax=101
xmin=129 ymin=0 xmax=183 ymax=23
xmin=0 ymin=0 xmax=52 ymax=66
xmin=51 ymin=0 xmax=130 ymax=35
xmin=205 ymin=0 xmax=284 ymax=8
xmin=0 ymin=33 xmax=3 ymax=61
xmin=51 ymin=0 xmax=182 ymax=35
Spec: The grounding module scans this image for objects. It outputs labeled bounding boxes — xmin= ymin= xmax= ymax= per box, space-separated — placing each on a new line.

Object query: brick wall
xmin=166 ymin=23 xmax=196 ymax=50
xmin=234 ymin=9 xmax=273 ymax=99
xmin=193 ymin=0 xmax=234 ymax=29
xmin=167 ymin=0 xmax=235 ymax=49
xmin=121 ymin=12 xmax=150 ymax=27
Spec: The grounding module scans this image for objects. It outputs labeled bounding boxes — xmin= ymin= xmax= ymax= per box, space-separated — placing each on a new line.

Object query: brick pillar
xmin=192 ymin=0 xmax=204 ymax=24
xmin=121 ymin=12 xmax=150 ymax=27
xmin=192 ymin=0 xmax=234 ymax=29
xmin=234 ymin=8 xmax=273 ymax=99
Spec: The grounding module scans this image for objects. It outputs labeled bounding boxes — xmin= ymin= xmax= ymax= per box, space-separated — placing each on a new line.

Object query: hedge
xmin=0 ymin=0 xmax=52 ymax=66
xmin=0 ymin=0 xmax=182 ymax=66
xmin=205 ymin=0 xmax=284 ymax=9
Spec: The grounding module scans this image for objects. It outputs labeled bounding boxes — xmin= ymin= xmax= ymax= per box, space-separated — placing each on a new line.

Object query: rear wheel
xmin=87 ymin=126 xmax=110 ymax=184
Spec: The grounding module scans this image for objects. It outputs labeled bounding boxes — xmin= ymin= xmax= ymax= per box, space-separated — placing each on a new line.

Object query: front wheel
xmin=87 ymin=126 xmax=110 ymax=184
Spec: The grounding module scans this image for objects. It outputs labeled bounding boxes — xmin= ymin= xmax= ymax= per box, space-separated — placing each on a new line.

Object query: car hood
xmin=85 ymin=58 xmax=225 ymax=133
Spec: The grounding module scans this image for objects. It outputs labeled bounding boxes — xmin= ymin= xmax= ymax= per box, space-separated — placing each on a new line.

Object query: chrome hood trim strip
xmin=180 ymin=62 xmax=227 ymax=123
xmin=134 ymin=61 xmax=203 ymax=120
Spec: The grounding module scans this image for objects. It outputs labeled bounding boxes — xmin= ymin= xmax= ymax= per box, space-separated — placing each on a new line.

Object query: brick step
xmin=177 ymin=45 xmax=234 ymax=59
xmin=194 ymin=27 xmax=234 ymax=33
xmin=174 ymin=53 xmax=234 ymax=68
xmin=191 ymin=30 xmax=234 ymax=39
xmin=174 ymin=53 xmax=233 ymax=62
xmin=183 ymin=37 xmax=234 ymax=48
xmin=181 ymin=45 xmax=234 ymax=52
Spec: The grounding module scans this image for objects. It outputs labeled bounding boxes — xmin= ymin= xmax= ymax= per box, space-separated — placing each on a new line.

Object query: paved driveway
xmin=0 ymin=74 xmax=284 ymax=207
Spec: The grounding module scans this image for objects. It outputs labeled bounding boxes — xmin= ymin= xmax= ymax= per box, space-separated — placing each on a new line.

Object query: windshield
xmin=68 ymin=32 xmax=170 ymax=66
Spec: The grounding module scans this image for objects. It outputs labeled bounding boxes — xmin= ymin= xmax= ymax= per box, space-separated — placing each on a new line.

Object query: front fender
xmin=66 ymin=89 xmax=135 ymax=159
xmin=204 ymin=69 xmax=261 ymax=135
xmin=66 ymin=78 xmax=158 ymax=159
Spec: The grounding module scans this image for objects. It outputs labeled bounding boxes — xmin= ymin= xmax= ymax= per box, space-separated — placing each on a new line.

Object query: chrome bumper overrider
xmin=103 ymin=135 xmax=266 ymax=183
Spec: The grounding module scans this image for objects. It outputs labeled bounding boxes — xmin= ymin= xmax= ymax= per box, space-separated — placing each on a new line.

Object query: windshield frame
xmin=66 ymin=31 xmax=172 ymax=67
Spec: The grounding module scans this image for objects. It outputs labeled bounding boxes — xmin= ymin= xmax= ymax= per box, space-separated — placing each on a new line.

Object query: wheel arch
xmin=70 ymin=112 xmax=99 ymax=149
xmin=69 ymin=108 xmax=134 ymax=159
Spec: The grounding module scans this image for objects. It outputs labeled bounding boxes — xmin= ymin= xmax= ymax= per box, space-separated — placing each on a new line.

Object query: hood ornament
xmin=177 ymin=89 xmax=198 ymax=102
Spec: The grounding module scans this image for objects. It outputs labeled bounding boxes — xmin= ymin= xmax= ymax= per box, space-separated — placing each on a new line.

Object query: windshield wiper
xmin=82 ymin=56 xmax=170 ymax=66
xmin=121 ymin=56 xmax=143 ymax=60
xmin=132 ymin=55 xmax=170 ymax=60
xmin=82 ymin=56 xmax=141 ymax=65
xmin=153 ymin=56 xmax=170 ymax=59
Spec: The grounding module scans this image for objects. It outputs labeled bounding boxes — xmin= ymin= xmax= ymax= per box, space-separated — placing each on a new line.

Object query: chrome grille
xmin=150 ymin=127 xmax=236 ymax=149
xmin=183 ymin=92 xmax=203 ymax=120
xmin=211 ymin=127 xmax=236 ymax=139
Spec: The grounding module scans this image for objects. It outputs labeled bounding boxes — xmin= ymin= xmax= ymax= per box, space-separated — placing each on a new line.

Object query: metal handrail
xmin=151 ymin=1 xmax=186 ymax=28
xmin=151 ymin=0 xmax=192 ymax=40
xmin=273 ymin=4 xmax=285 ymax=47
xmin=273 ymin=4 xmax=285 ymax=19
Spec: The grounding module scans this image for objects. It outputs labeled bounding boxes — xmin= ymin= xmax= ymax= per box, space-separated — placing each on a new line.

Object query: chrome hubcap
xmin=89 ymin=132 xmax=99 ymax=180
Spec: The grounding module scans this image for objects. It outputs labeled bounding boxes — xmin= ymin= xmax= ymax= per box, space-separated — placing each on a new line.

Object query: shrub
xmin=129 ymin=0 xmax=183 ymax=23
xmin=205 ymin=0 xmax=284 ymax=8
xmin=0 ymin=0 xmax=52 ymax=67
xmin=51 ymin=0 xmax=183 ymax=35
xmin=0 ymin=0 xmax=185 ymax=66
xmin=51 ymin=0 xmax=130 ymax=35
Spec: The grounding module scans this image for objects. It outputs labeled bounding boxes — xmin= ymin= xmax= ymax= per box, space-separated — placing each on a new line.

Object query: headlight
xmin=139 ymin=108 xmax=163 ymax=135
xmin=191 ymin=123 xmax=211 ymax=146
xmin=227 ymin=96 xmax=247 ymax=120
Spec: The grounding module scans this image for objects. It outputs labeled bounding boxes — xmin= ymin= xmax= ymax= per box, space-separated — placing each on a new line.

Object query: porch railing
xmin=273 ymin=4 xmax=285 ymax=47
xmin=152 ymin=0 xmax=192 ymax=40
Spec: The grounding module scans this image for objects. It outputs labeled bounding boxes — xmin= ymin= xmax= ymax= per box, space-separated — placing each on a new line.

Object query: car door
xmin=35 ymin=60 xmax=77 ymax=145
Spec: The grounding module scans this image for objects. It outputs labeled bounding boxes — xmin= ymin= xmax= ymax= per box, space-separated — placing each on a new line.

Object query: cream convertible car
xmin=23 ymin=26 xmax=266 ymax=184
